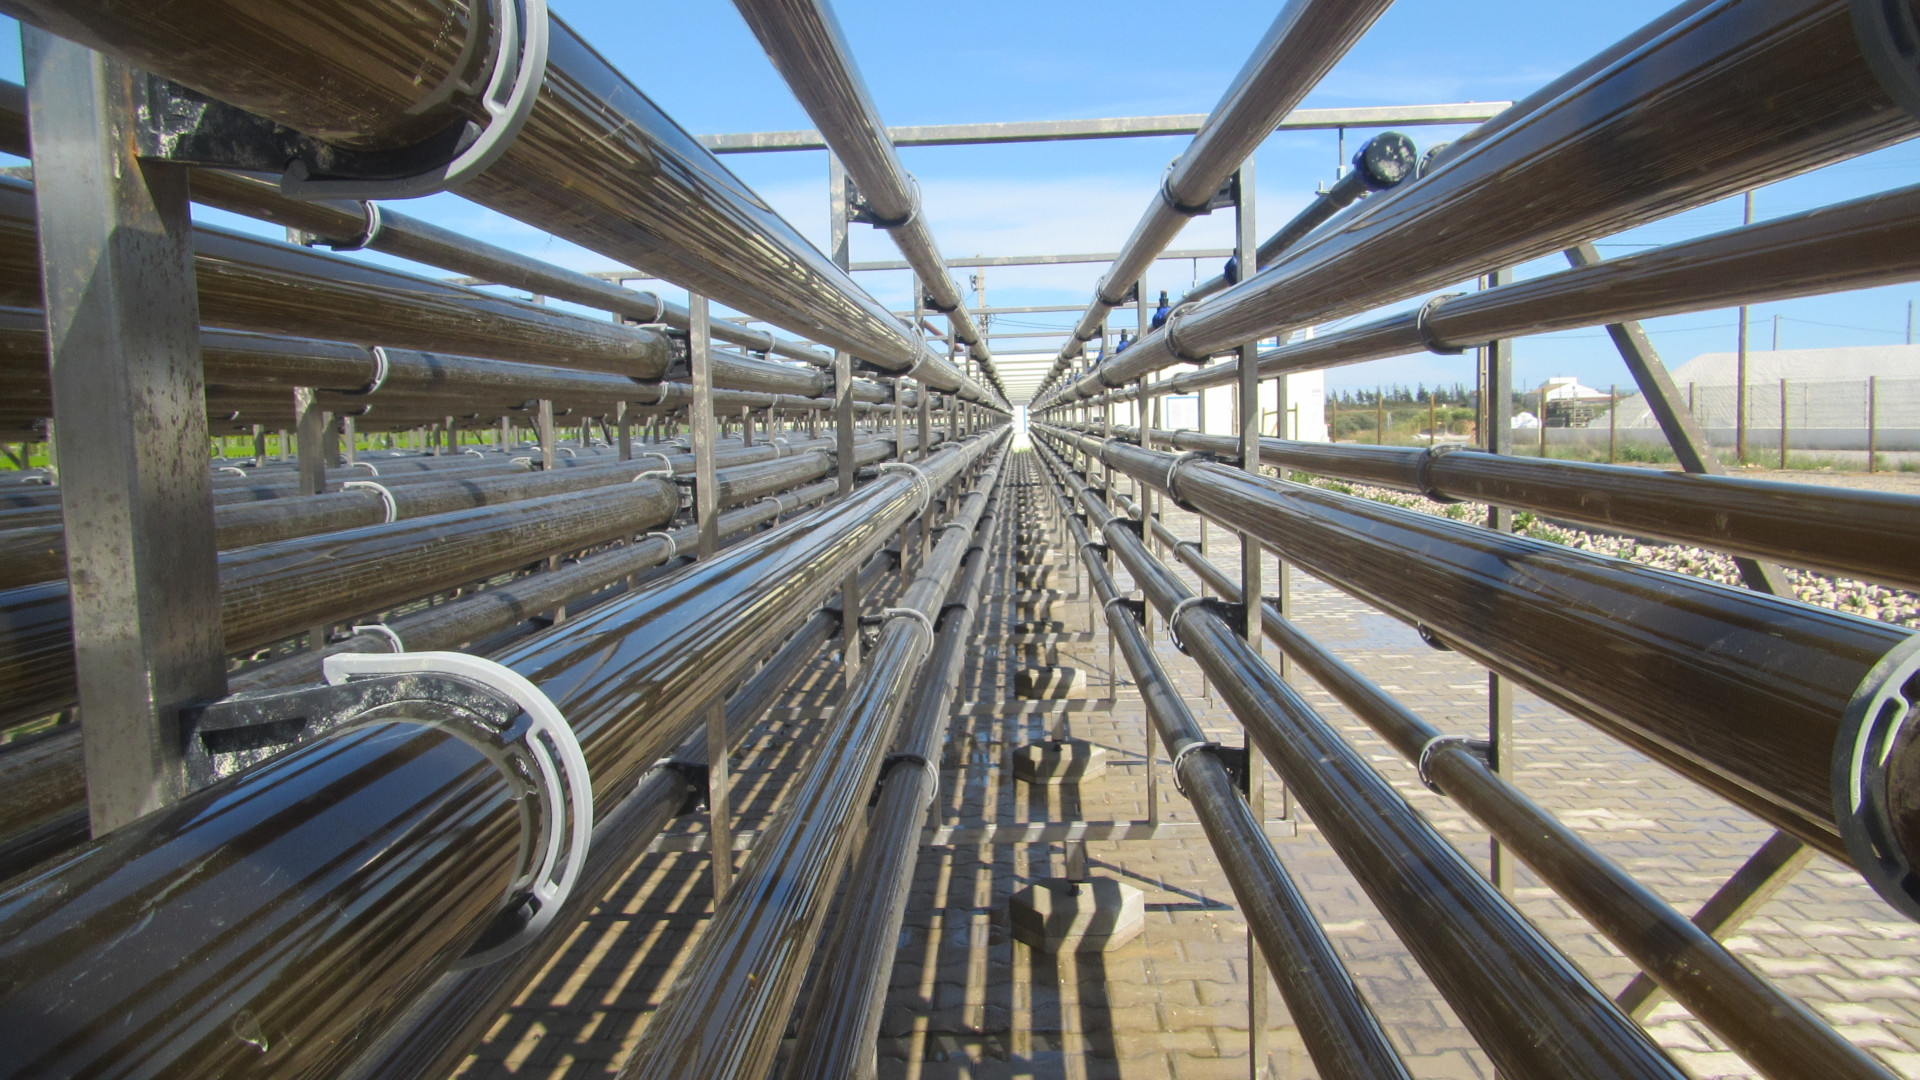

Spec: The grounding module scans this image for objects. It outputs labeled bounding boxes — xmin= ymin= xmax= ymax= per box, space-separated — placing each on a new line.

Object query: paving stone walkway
xmin=457 ymin=457 xmax=1920 ymax=1080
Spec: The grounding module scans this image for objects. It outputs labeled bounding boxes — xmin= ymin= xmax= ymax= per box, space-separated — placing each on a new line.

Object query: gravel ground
xmin=1305 ymin=477 xmax=1920 ymax=629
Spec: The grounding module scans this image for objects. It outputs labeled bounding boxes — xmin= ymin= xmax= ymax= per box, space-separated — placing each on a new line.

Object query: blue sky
xmin=4 ymin=0 xmax=1915 ymax=399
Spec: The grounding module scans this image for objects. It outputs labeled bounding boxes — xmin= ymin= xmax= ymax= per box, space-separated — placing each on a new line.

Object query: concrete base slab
xmin=1009 ymin=877 xmax=1145 ymax=954
xmin=1015 ymin=667 xmax=1087 ymax=701
xmin=1013 ymin=619 xmax=1064 ymax=636
xmin=1012 ymin=736 xmax=1107 ymax=784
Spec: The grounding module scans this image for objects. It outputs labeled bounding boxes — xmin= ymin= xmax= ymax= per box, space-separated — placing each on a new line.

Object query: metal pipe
xmin=618 ymin=434 xmax=1009 ymax=1080
xmin=1149 ymin=181 xmax=1920 ymax=399
xmin=1040 ymin=0 xmax=1920 ymax=406
xmin=1036 ymin=426 xmax=1918 ymax=885
xmin=779 ymin=454 xmax=1005 ymax=1080
xmin=1038 ymin=0 xmax=1394 ymax=387
xmin=0 ymin=5 xmax=999 ymax=404
xmin=1180 ymin=131 xmax=1417 ymax=305
xmin=1019 ymin=450 xmax=1413 ymax=1080
xmin=1106 ymin=422 xmax=1920 ymax=591
xmin=0 ymin=477 xmax=851 ymax=882
xmin=1032 ymin=439 xmax=1686 ymax=1080
xmin=0 ymin=179 xmax=672 ymax=380
xmin=0 ymin=431 xmax=923 ymax=728
xmin=227 ymin=479 xmax=847 ymax=695
xmin=1116 ymin=485 xmax=1896 ymax=1080
xmin=728 ymin=0 xmax=1004 ymax=398
xmin=0 ymin=433 xmax=888 ymax=589
xmin=0 ymin=434 xmax=998 ymax=1078
xmin=0 ymin=480 xmax=681 ymax=726
xmin=180 ymin=169 xmax=834 ymax=368
xmin=338 ymin=550 xmax=896 ymax=1080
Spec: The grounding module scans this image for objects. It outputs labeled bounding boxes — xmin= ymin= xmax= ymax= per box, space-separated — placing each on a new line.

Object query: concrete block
xmin=1013 ymin=619 xmax=1064 ymax=636
xmin=1012 ymin=737 xmax=1108 ymax=785
xmin=1009 ymin=877 xmax=1145 ymax=954
xmin=1015 ymin=667 xmax=1087 ymax=701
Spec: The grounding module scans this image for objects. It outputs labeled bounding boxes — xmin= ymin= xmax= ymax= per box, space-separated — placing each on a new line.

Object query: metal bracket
xmin=1213 ymin=744 xmax=1252 ymax=797
xmin=1102 ymin=596 xmax=1146 ymax=627
xmin=1170 ymin=597 xmax=1245 ymax=655
xmin=135 ymin=0 xmax=550 ymax=200
xmin=1160 ymin=160 xmax=1238 ymax=217
xmin=658 ymin=756 xmax=712 ymax=817
xmin=1416 ymin=624 xmax=1454 ymax=651
xmin=845 ymin=172 xmax=920 ymax=229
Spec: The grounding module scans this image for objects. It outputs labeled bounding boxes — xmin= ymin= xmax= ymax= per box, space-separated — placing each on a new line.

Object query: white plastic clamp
xmin=882 ymin=751 xmax=941 ymax=811
xmin=322 ymin=650 xmax=591 ymax=968
xmin=881 ymin=606 xmax=937 ymax=651
xmin=217 ymin=466 xmax=247 ymax=477
xmin=281 ymin=0 xmax=550 ymax=201
xmin=877 ymin=462 xmax=933 ymax=516
xmin=348 ymin=623 xmax=406 ymax=653
xmin=465 ymin=447 xmax=486 ymax=458
xmin=1163 ymin=302 xmax=1210 ymax=364
xmin=1164 ymin=450 xmax=1212 ymax=505
xmin=1101 ymin=594 xmax=1141 ymax=626
xmin=351 ymin=460 xmax=380 ymax=476
xmin=558 ymin=447 xmax=576 ymax=458
xmin=361 ymin=345 xmax=392 ymax=395
xmin=644 ymin=531 xmax=680 ymax=561
xmin=343 ymin=479 xmax=398 ymax=524
xmin=1169 ymin=739 xmax=1222 ymax=797
xmin=1416 ymin=734 xmax=1491 ymax=796
xmin=633 ymin=451 xmax=676 ymax=482
xmin=1167 ymin=594 xmax=1210 ymax=653
xmin=756 ymin=495 xmax=785 ymax=522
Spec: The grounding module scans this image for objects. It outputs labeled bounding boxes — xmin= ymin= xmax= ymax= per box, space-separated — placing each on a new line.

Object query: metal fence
xmin=1598 ymin=376 xmax=1920 ymax=452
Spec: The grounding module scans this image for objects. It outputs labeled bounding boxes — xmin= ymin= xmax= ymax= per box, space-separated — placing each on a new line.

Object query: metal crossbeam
xmin=698 ymin=102 xmax=1509 ymax=153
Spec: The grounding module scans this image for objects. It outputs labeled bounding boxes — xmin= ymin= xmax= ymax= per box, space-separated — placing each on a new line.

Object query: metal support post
xmin=537 ymin=399 xmax=556 ymax=472
xmin=617 ymin=401 xmax=632 ymax=460
xmin=918 ymin=377 xmax=933 ymax=568
xmin=1480 ymin=268 xmax=1516 ymax=897
xmin=342 ymin=416 xmax=356 ymax=465
xmin=251 ymin=424 xmax=266 ymax=466
xmin=1736 ymin=192 xmax=1754 ymax=465
xmin=294 ymin=388 xmax=328 ymax=495
xmin=690 ymin=292 xmax=731 ymax=901
xmin=1229 ymin=158 xmax=1272 ymax=1080
xmin=1614 ymin=831 xmax=1813 ymax=1018
xmin=830 ymin=151 xmax=862 ymax=688
xmin=26 ymin=30 xmax=227 ymax=832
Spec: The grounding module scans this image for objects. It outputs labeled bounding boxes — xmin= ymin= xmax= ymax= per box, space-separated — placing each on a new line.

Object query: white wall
xmin=1160 ymin=370 xmax=1327 ymax=442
